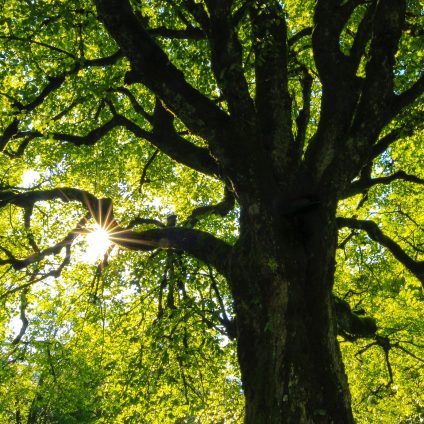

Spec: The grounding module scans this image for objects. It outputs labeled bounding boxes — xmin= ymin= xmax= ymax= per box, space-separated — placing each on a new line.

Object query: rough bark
xmin=228 ymin=199 xmax=353 ymax=423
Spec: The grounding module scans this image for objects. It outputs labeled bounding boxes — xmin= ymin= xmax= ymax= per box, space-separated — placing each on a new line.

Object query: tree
xmin=0 ymin=0 xmax=423 ymax=422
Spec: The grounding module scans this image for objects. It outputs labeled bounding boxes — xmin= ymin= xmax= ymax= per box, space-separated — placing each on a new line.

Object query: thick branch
xmin=349 ymin=1 xmax=376 ymax=72
xmin=0 ymin=188 xmax=97 ymax=210
xmin=371 ymin=128 xmax=407 ymax=160
xmin=23 ymin=76 xmax=66 ymax=112
xmin=313 ymin=0 xmax=356 ymax=86
xmin=343 ymin=171 xmax=424 ymax=198
xmin=109 ymin=226 xmax=231 ymax=276
xmin=352 ymin=0 xmax=406 ymax=131
xmin=337 ymin=217 xmax=424 ymax=285
xmin=206 ymin=1 xmax=255 ymax=128
xmin=17 ymin=111 xmax=219 ymax=177
xmin=179 ymin=0 xmax=210 ymax=30
xmin=232 ymin=1 xmax=252 ymax=26
xmin=0 ymin=119 xmax=19 ymax=151
xmin=251 ymin=1 xmax=292 ymax=159
xmin=95 ymin=0 xmax=231 ymax=155
xmin=305 ymin=2 xmax=364 ymax=181
xmin=0 ymin=188 xmax=232 ymax=276
xmin=123 ymin=104 xmax=219 ymax=176
xmin=288 ymin=27 xmax=312 ymax=47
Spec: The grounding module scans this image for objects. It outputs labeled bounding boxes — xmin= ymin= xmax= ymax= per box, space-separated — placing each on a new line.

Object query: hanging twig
xmin=139 ymin=148 xmax=159 ymax=192
xmin=12 ymin=288 xmax=30 ymax=345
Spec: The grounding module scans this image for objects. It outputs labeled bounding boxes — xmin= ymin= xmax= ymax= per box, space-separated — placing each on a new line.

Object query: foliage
xmin=0 ymin=0 xmax=423 ymax=422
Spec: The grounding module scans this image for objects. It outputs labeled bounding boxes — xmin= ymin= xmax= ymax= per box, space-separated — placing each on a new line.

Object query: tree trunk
xmin=230 ymin=203 xmax=354 ymax=423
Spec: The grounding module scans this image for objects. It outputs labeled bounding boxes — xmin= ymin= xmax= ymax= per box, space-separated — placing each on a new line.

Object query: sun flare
xmin=84 ymin=224 xmax=111 ymax=263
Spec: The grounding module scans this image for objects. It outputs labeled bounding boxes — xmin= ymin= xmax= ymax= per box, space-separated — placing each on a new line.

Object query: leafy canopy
xmin=0 ymin=0 xmax=423 ymax=422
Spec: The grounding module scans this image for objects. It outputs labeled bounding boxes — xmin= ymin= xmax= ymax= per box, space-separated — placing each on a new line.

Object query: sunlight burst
xmin=84 ymin=224 xmax=111 ymax=263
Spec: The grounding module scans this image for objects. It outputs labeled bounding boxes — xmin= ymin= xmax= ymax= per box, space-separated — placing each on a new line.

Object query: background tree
xmin=0 ymin=0 xmax=423 ymax=423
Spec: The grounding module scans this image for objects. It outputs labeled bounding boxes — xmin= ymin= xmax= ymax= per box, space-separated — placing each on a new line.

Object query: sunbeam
xmin=84 ymin=224 xmax=111 ymax=263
